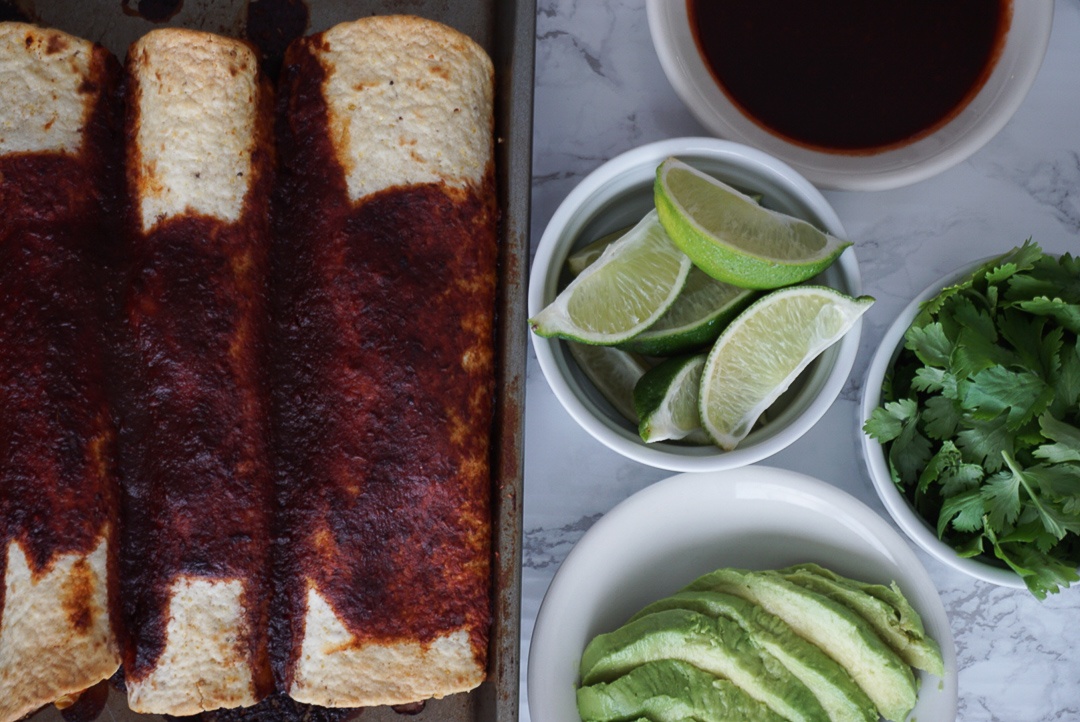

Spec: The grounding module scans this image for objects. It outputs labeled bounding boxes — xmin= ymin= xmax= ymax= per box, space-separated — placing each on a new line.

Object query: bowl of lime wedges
xmin=528 ymin=137 xmax=866 ymax=471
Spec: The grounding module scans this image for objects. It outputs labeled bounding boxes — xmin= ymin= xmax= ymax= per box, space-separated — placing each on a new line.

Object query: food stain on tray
xmin=120 ymin=0 xmax=183 ymax=23
xmin=245 ymin=0 xmax=309 ymax=78
xmin=0 ymin=1 xmax=29 ymax=22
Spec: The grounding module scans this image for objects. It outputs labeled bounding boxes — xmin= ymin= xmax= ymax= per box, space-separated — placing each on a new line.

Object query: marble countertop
xmin=520 ymin=1 xmax=1080 ymax=720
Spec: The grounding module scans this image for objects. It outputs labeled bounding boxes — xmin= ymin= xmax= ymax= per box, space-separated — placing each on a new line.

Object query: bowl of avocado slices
xmin=527 ymin=465 xmax=956 ymax=722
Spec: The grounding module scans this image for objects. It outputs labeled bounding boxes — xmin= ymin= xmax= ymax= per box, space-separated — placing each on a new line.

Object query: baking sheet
xmin=9 ymin=0 xmax=532 ymax=720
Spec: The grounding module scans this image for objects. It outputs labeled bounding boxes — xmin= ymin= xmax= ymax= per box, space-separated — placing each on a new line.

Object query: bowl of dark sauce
xmin=647 ymin=0 xmax=1052 ymax=191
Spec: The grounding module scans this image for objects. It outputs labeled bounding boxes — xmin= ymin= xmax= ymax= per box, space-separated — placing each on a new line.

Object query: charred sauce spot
xmin=45 ymin=32 xmax=69 ymax=54
xmin=61 ymin=557 xmax=97 ymax=633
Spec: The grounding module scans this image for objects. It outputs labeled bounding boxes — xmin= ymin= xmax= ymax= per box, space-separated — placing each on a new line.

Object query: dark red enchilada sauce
xmin=115 ymin=218 xmax=275 ymax=690
xmin=268 ymin=38 xmax=495 ymax=688
xmin=0 ymin=45 xmax=122 ymax=625
xmin=689 ymin=0 xmax=1011 ymax=153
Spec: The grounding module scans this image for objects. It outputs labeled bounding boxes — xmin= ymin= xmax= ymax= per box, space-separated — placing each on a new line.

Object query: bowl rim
xmin=527 ymin=464 xmax=958 ymax=722
xmin=645 ymin=0 xmax=1054 ymax=191
xmin=859 ymin=257 xmax=1027 ymax=588
xmin=528 ymin=137 xmax=863 ymax=472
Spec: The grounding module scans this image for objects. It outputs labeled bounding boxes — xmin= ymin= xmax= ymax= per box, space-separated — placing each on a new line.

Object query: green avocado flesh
xmin=576 ymin=658 xmax=788 ymax=722
xmin=779 ymin=563 xmax=945 ymax=677
xmin=685 ymin=569 xmax=918 ymax=722
xmin=580 ymin=608 xmax=829 ymax=722
xmin=630 ymin=591 xmax=877 ymax=722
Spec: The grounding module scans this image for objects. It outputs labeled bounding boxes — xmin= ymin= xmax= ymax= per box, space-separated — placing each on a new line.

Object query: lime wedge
xmin=530 ymin=209 xmax=693 ymax=344
xmin=654 ymin=158 xmax=851 ymax=289
xmin=634 ymin=354 xmax=710 ymax=444
xmin=619 ymin=268 xmax=758 ymax=356
xmin=567 ymin=342 xmax=648 ymax=424
xmin=699 ymin=286 xmax=873 ymax=450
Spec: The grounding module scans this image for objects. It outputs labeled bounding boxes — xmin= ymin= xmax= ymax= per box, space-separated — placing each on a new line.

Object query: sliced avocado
xmin=685 ymin=568 xmax=918 ymax=722
xmin=778 ymin=563 xmax=945 ymax=677
xmin=580 ymin=608 xmax=829 ymax=722
xmin=630 ymin=591 xmax=877 ymax=722
xmin=780 ymin=562 xmax=945 ymax=677
xmin=576 ymin=658 xmax=789 ymax=722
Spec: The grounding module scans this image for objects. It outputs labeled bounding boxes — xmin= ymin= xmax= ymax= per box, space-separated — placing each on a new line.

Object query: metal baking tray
xmin=10 ymin=0 xmax=532 ymax=720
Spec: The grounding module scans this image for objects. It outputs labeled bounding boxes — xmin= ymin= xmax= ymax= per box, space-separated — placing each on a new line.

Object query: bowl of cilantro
xmin=861 ymin=242 xmax=1080 ymax=598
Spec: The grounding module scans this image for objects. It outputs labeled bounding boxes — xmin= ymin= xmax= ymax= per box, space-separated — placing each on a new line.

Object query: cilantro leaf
xmin=983 ymin=239 xmax=1044 ymax=282
xmin=1023 ymin=461 xmax=1080 ymax=517
xmin=889 ymin=411 xmax=932 ymax=486
xmin=937 ymin=491 xmax=985 ymax=537
xmin=911 ymin=366 xmax=946 ymax=395
xmin=904 ymin=322 xmax=952 ymax=367
xmin=922 ymin=395 xmax=961 ymax=439
xmin=862 ymin=399 xmax=916 ymax=443
xmin=1049 ymin=340 xmax=1080 ymax=415
xmin=980 ymin=467 xmax=1022 ymax=531
xmin=993 ymin=539 xmax=1080 ymax=600
xmin=957 ymin=366 xmax=1053 ymax=430
xmin=1034 ymin=415 xmax=1080 ymax=463
xmin=952 ymin=325 xmax=1018 ymax=378
xmin=998 ymin=310 xmax=1055 ymax=377
xmin=1016 ymin=296 xmax=1080 ymax=335
xmin=1006 ymin=250 xmax=1080 ymax=304
xmin=919 ymin=440 xmax=983 ymax=498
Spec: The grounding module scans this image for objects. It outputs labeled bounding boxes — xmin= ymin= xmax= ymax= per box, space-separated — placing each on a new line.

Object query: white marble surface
xmin=521 ymin=1 xmax=1080 ymax=720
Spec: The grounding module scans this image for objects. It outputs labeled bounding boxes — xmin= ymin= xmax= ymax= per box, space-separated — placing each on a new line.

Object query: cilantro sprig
xmin=865 ymin=241 xmax=1080 ymax=598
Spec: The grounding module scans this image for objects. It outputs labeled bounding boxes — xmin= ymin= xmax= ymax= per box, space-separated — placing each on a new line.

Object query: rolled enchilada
xmin=271 ymin=15 xmax=496 ymax=707
xmin=0 ymin=22 xmax=122 ymax=721
xmin=116 ymin=28 xmax=275 ymax=715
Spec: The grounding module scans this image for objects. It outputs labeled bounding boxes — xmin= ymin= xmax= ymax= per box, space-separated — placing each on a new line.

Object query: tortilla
xmin=117 ymin=28 xmax=275 ymax=716
xmin=271 ymin=15 xmax=496 ymax=707
xmin=0 ymin=22 xmax=122 ymax=722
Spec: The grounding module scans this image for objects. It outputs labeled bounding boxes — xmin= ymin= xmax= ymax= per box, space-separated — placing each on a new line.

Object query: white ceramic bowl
xmin=527 ymin=466 xmax=958 ymax=722
xmin=860 ymin=259 xmax=1025 ymax=588
xmin=646 ymin=1 xmax=1053 ymax=191
xmin=528 ymin=137 xmax=862 ymax=472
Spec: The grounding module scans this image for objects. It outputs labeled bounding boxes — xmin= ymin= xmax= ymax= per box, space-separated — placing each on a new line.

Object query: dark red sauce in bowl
xmin=688 ymin=0 xmax=1011 ymax=154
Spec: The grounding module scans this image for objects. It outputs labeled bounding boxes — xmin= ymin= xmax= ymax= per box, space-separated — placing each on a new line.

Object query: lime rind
xmin=699 ymin=286 xmax=873 ymax=451
xmin=634 ymin=354 xmax=709 ymax=444
xmin=530 ymin=209 xmax=693 ymax=344
xmin=655 ymin=158 xmax=851 ymax=290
